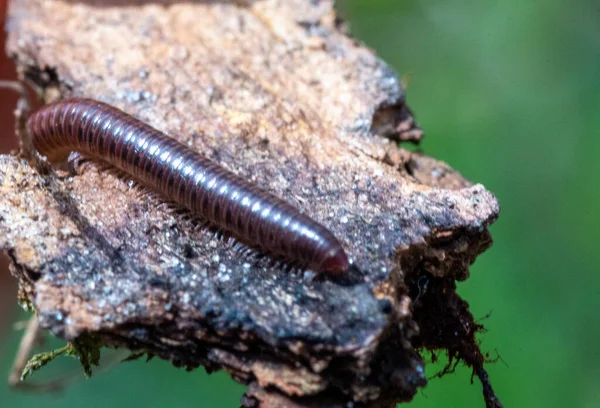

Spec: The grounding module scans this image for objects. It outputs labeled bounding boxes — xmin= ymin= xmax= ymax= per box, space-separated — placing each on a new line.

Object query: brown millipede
xmin=27 ymin=98 xmax=350 ymax=275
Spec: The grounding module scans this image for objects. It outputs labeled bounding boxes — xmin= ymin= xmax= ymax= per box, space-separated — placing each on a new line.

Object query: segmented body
xmin=27 ymin=98 xmax=349 ymax=274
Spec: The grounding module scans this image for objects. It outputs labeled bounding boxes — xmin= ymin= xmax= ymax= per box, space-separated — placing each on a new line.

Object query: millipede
xmin=27 ymin=98 xmax=350 ymax=275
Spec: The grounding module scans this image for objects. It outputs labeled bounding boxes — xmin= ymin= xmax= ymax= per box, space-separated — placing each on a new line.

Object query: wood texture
xmin=1 ymin=0 xmax=501 ymax=406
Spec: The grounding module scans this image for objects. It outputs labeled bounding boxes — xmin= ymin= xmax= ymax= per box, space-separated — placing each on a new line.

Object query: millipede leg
xmin=67 ymin=152 xmax=89 ymax=176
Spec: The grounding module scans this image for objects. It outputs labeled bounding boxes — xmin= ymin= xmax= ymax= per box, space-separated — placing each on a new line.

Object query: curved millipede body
xmin=27 ymin=98 xmax=350 ymax=274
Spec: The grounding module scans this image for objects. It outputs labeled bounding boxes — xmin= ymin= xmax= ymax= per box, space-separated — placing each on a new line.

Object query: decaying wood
xmin=1 ymin=0 xmax=502 ymax=406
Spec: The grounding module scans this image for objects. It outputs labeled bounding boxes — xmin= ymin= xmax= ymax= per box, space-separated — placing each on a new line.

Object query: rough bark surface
xmin=2 ymin=0 xmax=500 ymax=406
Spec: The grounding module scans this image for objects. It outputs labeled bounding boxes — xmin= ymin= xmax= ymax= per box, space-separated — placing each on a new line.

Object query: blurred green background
xmin=1 ymin=0 xmax=598 ymax=407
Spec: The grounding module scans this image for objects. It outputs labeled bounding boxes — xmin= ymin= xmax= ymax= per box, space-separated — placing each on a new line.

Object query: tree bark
xmin=1 ymin=0 xmax=501 ymax=406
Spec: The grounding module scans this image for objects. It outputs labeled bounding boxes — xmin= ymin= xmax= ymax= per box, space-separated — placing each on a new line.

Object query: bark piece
xmin=2 ymin=0 xmax=500 ymax=406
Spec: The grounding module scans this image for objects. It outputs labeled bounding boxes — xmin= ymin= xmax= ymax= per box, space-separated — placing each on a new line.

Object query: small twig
xmin=0 ymin=80 xmax=33 ymax=159
xmin=8 ymin=315 xmax=41 ymax=389
xmin=0 ymin=80 xmax=27 ymax=98
xmin=12 ymin=319 xmax=33 ymax=331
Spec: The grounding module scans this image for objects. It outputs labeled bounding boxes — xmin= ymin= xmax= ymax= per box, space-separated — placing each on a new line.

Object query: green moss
xmin=17 ymin=293 xmax=34 ymax=313
xmin=20 ymin=334 xmax=103 ymax=381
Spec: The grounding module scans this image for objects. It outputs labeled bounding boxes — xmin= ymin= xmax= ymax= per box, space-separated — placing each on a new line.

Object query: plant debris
xmin=2 ymin=0 xmax=502 ymax=406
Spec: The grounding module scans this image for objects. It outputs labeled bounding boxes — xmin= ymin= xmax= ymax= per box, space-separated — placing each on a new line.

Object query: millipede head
xmin=317 ymin=247 xmax=350 ymax=275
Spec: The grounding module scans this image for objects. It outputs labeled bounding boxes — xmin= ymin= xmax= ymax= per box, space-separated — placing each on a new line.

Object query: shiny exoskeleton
xmin=27 ymin=98 xmax=349 ymax=274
